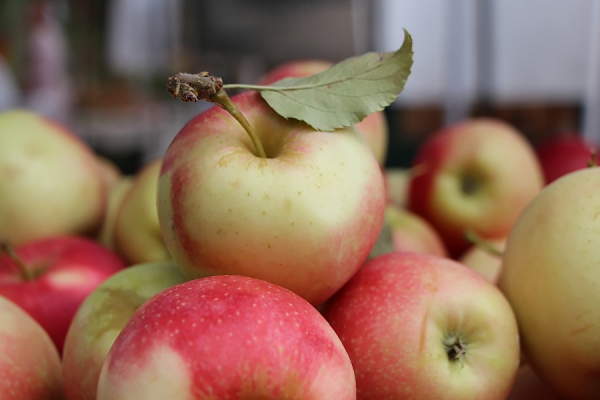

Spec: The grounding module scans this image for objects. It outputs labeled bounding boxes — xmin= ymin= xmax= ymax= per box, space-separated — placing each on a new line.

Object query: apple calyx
xmin=464 ymin=229 xmax=504 ymax=257
xmin=444 ymin=335 xmax=467 ymax=368
xmin=166 ymin=72 xmax=267 ymax=158
xmin=0 ymin=241 xmax=35 ymax=281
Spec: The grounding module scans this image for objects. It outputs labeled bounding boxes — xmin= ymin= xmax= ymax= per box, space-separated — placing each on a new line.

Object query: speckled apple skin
xmin=157 ymin=91 xmax=386 ymax=306
xmin=97 ymin=275 xmax=356 ymax=400
xmin=322 ymin=252 xmax=520 ymax=400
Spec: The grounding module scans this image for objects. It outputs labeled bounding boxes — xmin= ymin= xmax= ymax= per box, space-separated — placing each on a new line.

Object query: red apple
xmin=408 ymin=118 xmax=544 ymax=258
xmin=258 ymin=59 xmax=389 ymax=166
xmin=385 ymin=204 xmax=448 ymax=257
xmin=97 ymin=275 xmax=356 ymax=399
xmin=0 ymin=295 xmax=64 ymax=400
xmin=157 ymin=90 xmax=385 ymax=306
xmin=534 ymin=133 xmax=599 ymax=184
xmin=322 ymin=252 xmax=520 ymax=399
xmin=0 ymin=235 xmax=127 ymax=353
xmin=0 ymin=109 xmax=107 ymax=245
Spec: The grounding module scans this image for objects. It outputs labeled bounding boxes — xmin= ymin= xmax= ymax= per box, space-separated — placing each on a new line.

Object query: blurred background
xmin=0 ymin=0 xmax=598 ymax=173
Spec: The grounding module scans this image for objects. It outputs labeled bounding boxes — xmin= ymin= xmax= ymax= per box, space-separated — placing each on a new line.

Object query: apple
xmin=96 ymin=176 xmax=134 ymax=250
xmin=0 ymin=109 xmax=107 ymax=245
xmin=62 ymin=261 xmax=187 ymax=400
xmin=97 ymin=275 xmax=356 ymax=399
xmin=407 ymin=118 xmax=544 ymax=258
xmin=498 ymin=166 xmax=600 ymax=399
xmin=258 ymin=59 xmax=389 ymax=166
xmin=458 ymin=237 xmax=506 ymax=284
xmin=506 ymin=364 xmax=563 ymax=400
xmin=113 ymin=159 xmax=170 ymax=264
xmin=0 ymin=295 xmax=64 ymax=400
xmin=95 ymin=155 xmax=123 ymax=189
xmin=0 ymin=235 xmax=127 ymax=354
xmin=157 ymin=90 xmax=386 ymax=306
xmin=385 ymin=204 xmax=448 ymax=257
xmin=321 ymin=251 xmax=520 ymax=399
xmin=534 ymin=133 xmax=599 ymax=184
xmin=384 ymin=167 xmax=411 ymax=208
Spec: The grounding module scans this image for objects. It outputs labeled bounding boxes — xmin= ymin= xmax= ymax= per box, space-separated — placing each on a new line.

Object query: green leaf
xmin=259 ymin=29 xmax=413 ymax=131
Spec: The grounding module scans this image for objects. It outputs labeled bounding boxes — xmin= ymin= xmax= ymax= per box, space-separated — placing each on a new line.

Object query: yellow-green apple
xmin=62 ymin=261 xmax=187 ymax=400
xmin=498 ymin=167 xmax=600 ymax=399
xmin=384 ymin=167 xmax=411 ymax=208
xmin=385 ymin=204 xmax=448 ymax=257
xmin=157 ymin=90 xmax=386 ymax=306
xmin=0 ymin=109 xmax=106 ymax=245
xmin=407 ymin=118 xmax=544 ymax=258
xmin=97 ymin=275 xmax=356 ymax=399
xmin=96 ymin=176 xmax=133 ymax=250
xmin=322 ymin=251 xmax=520 ymax=399
xmin=113 ymin=159 xmax=170 ymax=264
xmin=0 ymin=235 xmax=126 ymax=353
xmin=95 ymin=155 xmax=123 ymax=189
xmin=258 ymin=59 xmax=389 ymax=166
xmin=459 ymin=237 xmax=506 ymax=284
xmin=0 ymin=295 xmax=64 ymax=400
xmin=534 ymin=134 xmax=599 ymax=185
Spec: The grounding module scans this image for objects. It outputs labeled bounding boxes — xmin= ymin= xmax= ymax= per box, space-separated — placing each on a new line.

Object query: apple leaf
xmin=224 ymin=29 xmax=413 ymax=131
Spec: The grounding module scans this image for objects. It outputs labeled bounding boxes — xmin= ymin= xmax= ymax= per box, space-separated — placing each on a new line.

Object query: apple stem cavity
xmin=444 ymin=336 xmax=466 ymax=368
xmin=0 ymin=242 xmax=35 ymax=281
xmin=464 ymin=229 xmax=504 ymax=257
xmin=166 ymin=72 xmax=267 ymax=158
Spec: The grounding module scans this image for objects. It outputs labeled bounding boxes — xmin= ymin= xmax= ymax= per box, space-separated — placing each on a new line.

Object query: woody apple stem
xmin=166 ymin=72 xmax=267 ymax=158
xmin=0 ymin=242 xmax=34 ymax=281
xmin=209 ymin=90 xmax=267 ymax=158
xmin=587 ymin=148 xmax=597 ymax=167
xmin=463 ymin=229 xmax=504 ymax=257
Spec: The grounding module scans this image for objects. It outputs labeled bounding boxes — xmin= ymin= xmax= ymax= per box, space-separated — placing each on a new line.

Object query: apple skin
xmin=0 ymin=109 xmax=106 ymax=245
xmin=95 ymin=155 xmax=123 ymax=189
xmin=157 ymin=90 xmax=385 ymax=306
xmin=0 ymin=295 xmax=64 ymax=400
xmin=506 ymin=364 xmax=563 ymax=400
xmin=534 ymin=134 xmax=599 ymax=185
xmin=458 ymin=237 xmax=506 ymax=284
xmin=384 ymin=167 xmax=411 ymax=208
xmin=62 ymin=261 xmax=187 ymax=400
xmin=385 ymin=204 xmax=448 ymax=257
xmin=258 ymin=59 xmax=389 ymax=166
xmin=321 ymin=251 xmax=520 ymax=400
xmin=407 ymin=118 xmax=544 ymax=258
xmin=498 ymin=167 xmax=600 ymax=399
xmin=0 ymin=235 xmax=127 ymax=354
xmin=96 ymin=175 xmax=133 ymax=250
xmin=113 ymin=159 xmax=170 ymax=264
xmin=97 ymin=275 xmax=356 ymax=399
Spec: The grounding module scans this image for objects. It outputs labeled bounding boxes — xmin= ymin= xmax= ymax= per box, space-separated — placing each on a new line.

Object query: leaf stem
xmin=208 ymin=90 xmax=267 ymax=158
xmin=463 ymin=229 xmax=504 ymax=257
xmin=0 ymin=242 xmax=34 ymax=281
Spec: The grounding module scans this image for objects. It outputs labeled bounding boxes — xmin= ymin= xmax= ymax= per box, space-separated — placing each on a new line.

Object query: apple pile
xmin=2 ymin=51 xmax=600 ymax=400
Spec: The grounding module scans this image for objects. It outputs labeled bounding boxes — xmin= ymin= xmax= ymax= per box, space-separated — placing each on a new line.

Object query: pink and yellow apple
xmin=258 ymin=59 xmax=389 ymax=166
xmin=459 ymin=237 xmax=506 ymax=284
xmin=97 ymin=275 xmax=356 ymax=399
xmin=499 ymin=166 xmax=600 ymax=399
xmin=0 ymin=295 xmax=64 ymax=400
xmin=407 ymin=118 xmax=544 ymax=258
xmin=62 ymin=261 xmax=187 ymax=400
xmin=0 ymin=235 xmax=126 ymax=353
xmin=385 ymin=204 xmax=448 ymax=257
xmin=113 ymin=159 xmax=170 ymax=264
xmin=0 ymin=109 xmax=107 ymax=245
xmin=322 ymin=251 xmax=520 ymax=399
xmin=157 ymin=90 xmax=386 ymax=306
